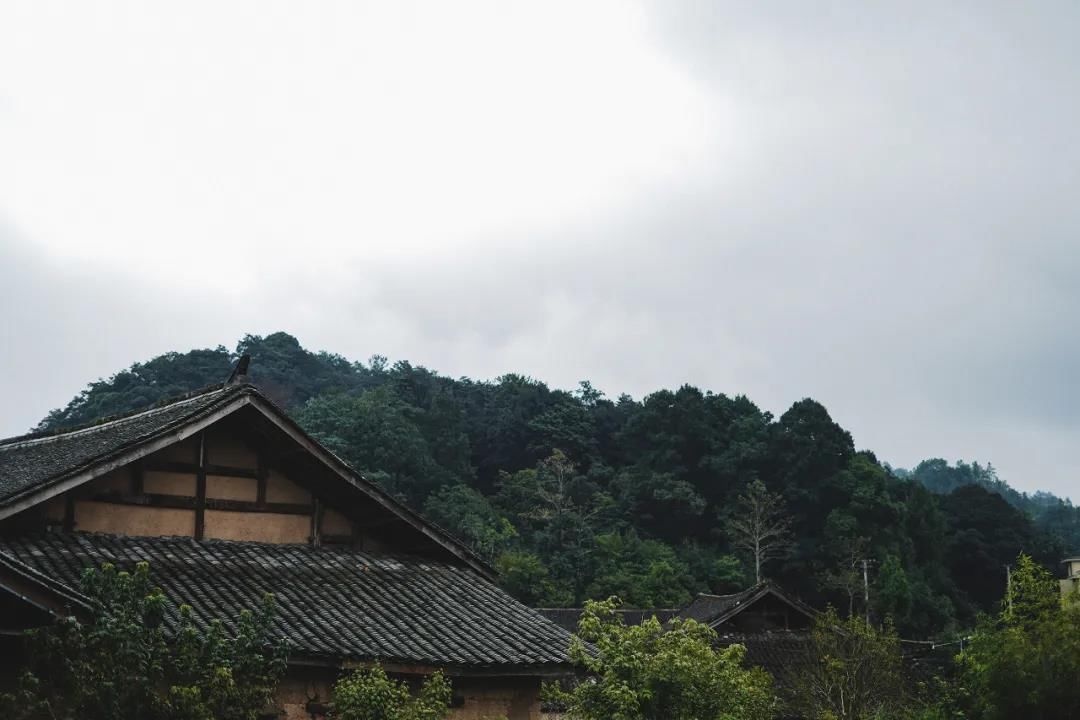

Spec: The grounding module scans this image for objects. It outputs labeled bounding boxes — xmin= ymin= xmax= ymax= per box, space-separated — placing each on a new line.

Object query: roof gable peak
xmin=0 ymin=382 xmax=492 ymax=579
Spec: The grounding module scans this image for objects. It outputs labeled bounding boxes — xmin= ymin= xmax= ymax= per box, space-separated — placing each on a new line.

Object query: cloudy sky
xmin=2 ymin=1 xmax=1079 ymax=497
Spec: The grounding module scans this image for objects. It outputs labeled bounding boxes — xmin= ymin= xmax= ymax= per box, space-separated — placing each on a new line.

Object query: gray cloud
xmin=3 ymin=1 xmax=1080 ymax=499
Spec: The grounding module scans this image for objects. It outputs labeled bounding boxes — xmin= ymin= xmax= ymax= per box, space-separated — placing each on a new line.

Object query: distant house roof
xmin=537 ymin=583 xmax=818 ymax=639
xmin=536 ymin=607 xmax=682 ymax=634
xmin=536 ymin=584 xmax=820 ymax=686
xmin=717 ymin=632 xmax=812 ymax=681
xmin=0 ymin=532 xmax=574 ymax=672
xmin=0 ymin=383 xmax=492 ymax=578
xmin=675 ymin=584 xmax=819 ymax=686
xmin=678 ymin=586 xmax=760 ymax=625
xmin=678 ymin=582 xmax=818 ymax=629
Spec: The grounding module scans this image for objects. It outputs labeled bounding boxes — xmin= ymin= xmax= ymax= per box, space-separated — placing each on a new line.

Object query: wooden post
xmin=311 ymin=498 xmax=322 ymax=548
xmin=131 ymin=460 xmax=144 ymax=496
xmin=195 ymin=433 xmax=207 ymax=540
xmin=62 ymin=495 xmax=75 ymax=532
xmin=256 ymin=453 xmax=268 ymax=506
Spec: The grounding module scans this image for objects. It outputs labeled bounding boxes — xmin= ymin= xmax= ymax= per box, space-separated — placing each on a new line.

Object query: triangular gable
xmin=0 ymin=384 xmax=492 ymax=579
xmin=681 ymin=583 xmax=818 ymax=630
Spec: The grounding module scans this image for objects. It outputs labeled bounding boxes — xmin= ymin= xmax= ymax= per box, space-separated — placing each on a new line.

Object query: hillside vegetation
xmin=36 ymin=332 xmax=1080 ymax=637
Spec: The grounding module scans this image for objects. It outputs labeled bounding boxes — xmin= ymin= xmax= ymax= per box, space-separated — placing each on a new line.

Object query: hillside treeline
xmin=36 ymin=332 xmax=1080 ymax=637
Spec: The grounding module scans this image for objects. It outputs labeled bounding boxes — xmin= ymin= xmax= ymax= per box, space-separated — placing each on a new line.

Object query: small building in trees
xmin=1060 ymin=557 xmax=1080 ymax=600
xmin=0 ymin=375 xmax=573 ymax=719
xmin=538 ymin=582 xmax=816 ymax=682
xmin=677 ymin=583 xmax=817 ymax=681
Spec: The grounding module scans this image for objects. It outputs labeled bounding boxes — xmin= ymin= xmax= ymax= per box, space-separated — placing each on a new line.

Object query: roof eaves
xmin=0 ymin=383 xmax=229 ymax=447
xmin=0 ymin=386 xmax=250 ymax=515
xmin=0 ymin=549 xmax=93 ymax=616
xmin=291 ymin=652 xmax=575 ymax=676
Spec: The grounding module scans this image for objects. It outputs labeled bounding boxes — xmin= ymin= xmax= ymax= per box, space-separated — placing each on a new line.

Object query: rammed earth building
xmin=0 ymin=371 xmax=573 ymax=720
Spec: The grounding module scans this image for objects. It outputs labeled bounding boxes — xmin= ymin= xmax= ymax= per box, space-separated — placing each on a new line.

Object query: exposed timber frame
xmin=0 ymin=387 xmax=494 ymax=580
xmin=62 ymin=495 xmax=75 ymax=532
xmin=144 ymin=460 xmax=259 ymax=479
xmin=310 ymin=497 xmax=322 ymax=548
xmin=87 ymin=491 xmax=314 ymax=516
xmin=256 ymin=453 xmax=268 ymax=504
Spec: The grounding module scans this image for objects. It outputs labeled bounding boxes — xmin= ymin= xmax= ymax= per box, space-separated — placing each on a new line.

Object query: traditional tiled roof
xmin=0 ymin=532 xmax=574 ymax=670
xmin=0 ymin=383 xmax=492 ymax=578
xmin=535 ymin=607 xmax=681 ymax=634
xmin=714 ymin=631 xmax=812 ymax=682
xmin=0 ymin=385 xmax=240 ymax=506
xmin=678 ymin=586 xmax=762 ymax=625
xmin=536 ymin=583 xmax=817 ymax=640
xmin=678 ymin=583 xmax=818 ymax=628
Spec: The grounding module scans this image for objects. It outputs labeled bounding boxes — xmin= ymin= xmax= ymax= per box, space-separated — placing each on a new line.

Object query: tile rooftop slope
xmin=0 ymin=545 xmax=93 ymax=611
xmin=0 ymin=385 xmax=241 ymax=504
xmin=0 ymin=532 xmax=574 ymax=668
xmin=677 ymin=585 xmax=762 ymax=625
xmin=714 ymin=631 xmax=812 ymax=686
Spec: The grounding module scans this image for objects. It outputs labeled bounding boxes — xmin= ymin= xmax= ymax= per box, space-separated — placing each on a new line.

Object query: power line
xmin=898 ymin=636 xmax=973 ymax=656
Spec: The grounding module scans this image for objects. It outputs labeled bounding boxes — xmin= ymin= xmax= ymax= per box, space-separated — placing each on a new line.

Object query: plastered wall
xmin=74 ymin=501 xmax=194 ymax=537
xmin=143 ymin=470 xmax=196 ymax=496
xmin=206 ymin=474 xmax=257 ymax=501
xmin=204 ymin=509 xmax=311 ymax=543
xmin=274 ymin=672 xmax=542 ymax=720
xmin=450 ymin=677 xmax=542 ymax=720
xmin=266 ymin=469 xmax=311 ymax=504
xmin=36 ymin=428 xmax=364 ymax=547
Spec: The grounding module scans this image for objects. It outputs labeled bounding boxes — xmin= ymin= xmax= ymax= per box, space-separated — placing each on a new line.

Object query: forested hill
xmin=34 ymin=332 xmax=1080 ymax=637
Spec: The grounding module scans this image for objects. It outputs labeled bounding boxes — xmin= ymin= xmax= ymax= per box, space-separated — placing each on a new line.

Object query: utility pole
xmin=861 ymin=558 xmax=871 ymax=628
xmin=1005 ymin=564 xmax=1013 ymax=614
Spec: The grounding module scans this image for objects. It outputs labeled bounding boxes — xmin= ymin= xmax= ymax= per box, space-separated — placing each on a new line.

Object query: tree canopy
xmin=546 ymin=597 xmax=776 ymax=720
xmin=33 ymin=332 xmax=1075 ymax=638
xmin=958 ymin=553 xmax=1080 ymax=720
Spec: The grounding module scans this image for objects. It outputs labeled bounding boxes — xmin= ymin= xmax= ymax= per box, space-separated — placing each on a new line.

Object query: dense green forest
xmin=34 ymin=332 xmax=1080 ymax=638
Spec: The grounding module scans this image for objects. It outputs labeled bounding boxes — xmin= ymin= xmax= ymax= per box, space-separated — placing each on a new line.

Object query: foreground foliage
xmin=546 ymin=597 xmax=776 ymax=720
xmin=787 ymin=607 xmax=907 ymax=719
xmin=331 ymin=666 xmax=452 ymax=720
xmin=959 ymin=553 xmax=1080 ymax=720
xmin=0 ymin=562 xmax=288 ymax=720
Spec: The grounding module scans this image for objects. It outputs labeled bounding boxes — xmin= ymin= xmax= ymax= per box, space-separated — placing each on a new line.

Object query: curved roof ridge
xmin=0 ymin=382 xmax=231 ymax=448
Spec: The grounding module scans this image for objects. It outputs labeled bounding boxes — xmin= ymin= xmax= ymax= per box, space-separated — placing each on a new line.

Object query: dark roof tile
xmin=716 ymin=631 xmax=813 ymax=684
xmin=678 ymin=586 xmax=761 ymax=624
xmin=0 ymin=532 xmax=573 ymax=669
xmin=0 ymin=386 xmax=240 ymax=505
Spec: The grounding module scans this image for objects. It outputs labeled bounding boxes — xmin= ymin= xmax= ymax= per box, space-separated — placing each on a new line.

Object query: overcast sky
xmin=2 ymin=1 xmax=1079 ymax=498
